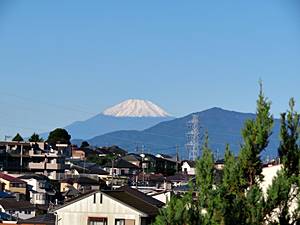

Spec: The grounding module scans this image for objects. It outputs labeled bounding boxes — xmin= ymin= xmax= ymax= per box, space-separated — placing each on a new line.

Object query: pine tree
xmin=195 ymin=133 xmax=214 ymax=207
xmin=219 ymin=145 xmax=247 ymax=225
xmin=153 ymin=86 xmax=300 ymax=225
xmin=28 ymin=133 xmax=44 ymax=142
xmin=194 ymin=133 xmax=218 ymax=225
xmin=12 ymin=133 xmax=24 ymax=142
xmin=278 ymin=98 xmax=300 ymax=176
xmin=265 ymin=98 xmax=300 ymax=225
xmin=238 ymin=82 xmax=274 ymax=189
xmin=152 ymin=195 xmax=189 ymax=225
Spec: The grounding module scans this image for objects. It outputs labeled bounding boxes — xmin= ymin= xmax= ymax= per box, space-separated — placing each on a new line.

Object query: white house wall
xmin=55 ymin=192 xmax=147 ymax=225
xmin=181 ymin=162 xmax=195 ymax=175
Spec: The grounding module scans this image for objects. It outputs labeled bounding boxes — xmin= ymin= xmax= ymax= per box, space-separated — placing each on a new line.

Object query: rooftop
xmin=53 ymin=187 xmax=163 ymax=217
xmin=0 ymin=173 xmax=26 ymax=184
xmin=104 ymin=158 xmax=139 ymax=169
xmin=0 ymin=198 xmax=35 ymax=211
xmin=18 ymin=213 xmax=55 ymax=225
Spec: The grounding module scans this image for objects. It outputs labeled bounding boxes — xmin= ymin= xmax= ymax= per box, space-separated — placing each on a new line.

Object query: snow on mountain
xmin=102 ymin=99 xmax=170 ymax=117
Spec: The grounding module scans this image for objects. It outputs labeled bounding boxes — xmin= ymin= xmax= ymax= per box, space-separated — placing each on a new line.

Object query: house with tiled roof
xmin=18 ymin=213 xmax=55 ymax=225
xmin=18 ymin=174 xmax=56 ymax=205
xmin=51 ymin=186 xmax=163 ymax=225
xmin=0 ymin=198 xmax=36 ymax=220
xmin=103 ymin=159 xmax=139 ymax=176
xmin=0 ymin=173 xmax=27 ymax=196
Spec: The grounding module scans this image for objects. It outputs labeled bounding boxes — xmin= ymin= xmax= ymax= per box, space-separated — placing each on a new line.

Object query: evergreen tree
xmin=47 ymin=128 xmax=71 ymax=145
xmin=278 ymin=98 xmax=300 ymax=176
xmin=153 ymin=195 xmax=189 ymax=225
xmin=195 ymin=133 xmax=214 ymax=207
xmin=80 ymin=141 xmax=89 ymax=148
xmin=12 ymin=133 xmax=24 ymax=142
xmin=153 ymin=86 xmax=300 ymax=225
xmin=238 ymin=82 xmax=274 ymax=189
xmin=28 ymin=133 xmax=44 ymax=142
xmin=194 ymin=133 xmax=218 ymax=225
xmin=265 ymin=98 xmax=300 ymax=225
xmin=219 ymin=145 xmax=247 ymax=225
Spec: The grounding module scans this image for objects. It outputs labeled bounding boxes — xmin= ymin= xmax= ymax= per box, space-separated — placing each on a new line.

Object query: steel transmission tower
xmin=186 ymin=114 xmax=200 ymax=160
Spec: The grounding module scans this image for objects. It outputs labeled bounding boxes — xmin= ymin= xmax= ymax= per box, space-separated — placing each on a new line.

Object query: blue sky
xmin=0 ymin=0 xmax=300 ymax=138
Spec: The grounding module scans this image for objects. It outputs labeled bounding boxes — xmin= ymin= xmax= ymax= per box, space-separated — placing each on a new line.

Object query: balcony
xmin=46 ymin=163 xmax=63 ymax=170
xmin=28 ymin=162 xmax=45 ymax=170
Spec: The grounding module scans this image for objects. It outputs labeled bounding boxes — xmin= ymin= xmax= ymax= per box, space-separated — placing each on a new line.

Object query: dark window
xmin=24 ymin=210 xmax=31 ymax=214
xmin=115 ymin=219 xmax=125 ymax=225
xmin=93 ymin=193 xmax=96 ymax=204
xmin=88 ymin=217 xmax=107 ymax=225
xmin=100 ymin=193 xmax=103 ymax=204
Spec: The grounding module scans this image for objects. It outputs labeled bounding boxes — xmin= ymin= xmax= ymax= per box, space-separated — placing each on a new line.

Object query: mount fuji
xmin=64 ymin=99 xmax=173 ymax=139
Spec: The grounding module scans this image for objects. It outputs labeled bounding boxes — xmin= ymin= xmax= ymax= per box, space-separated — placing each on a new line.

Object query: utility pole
xmin=176 ymin=145 xmax=179 ymax=173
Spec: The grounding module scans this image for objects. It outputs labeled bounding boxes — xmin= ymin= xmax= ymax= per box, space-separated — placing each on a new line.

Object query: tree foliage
xmin=29 ymin=133 xmax=44 ymax=142
xmin=153 ymin=84 xmax=300 ymax=225
xmin=12 ymin=133 xmax=24 ymax=142
xmin=47 ymin=128 xmax=71 ymax=146
xmin=80 ymin=141 xmax=90 ymax=148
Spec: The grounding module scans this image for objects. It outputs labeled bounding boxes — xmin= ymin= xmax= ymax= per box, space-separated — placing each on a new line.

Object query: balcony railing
xmin=28 ymin=162 xmax=45 ymax=170
xmin=46 ymin=163 xmax=63 ymax=170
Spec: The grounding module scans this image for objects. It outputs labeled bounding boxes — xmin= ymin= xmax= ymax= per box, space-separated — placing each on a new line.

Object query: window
xmin=93 ymin=193 xmax=96 ymax=204
xmin=36 ymin=194 xmax=45 ymax=200
xmin=10 ymin=183 xmax=25 ymax=188
xmin=88 ymin=217 xmax=107 ymax=225
xmin=120 ymin=169 xmax=125 ymax=175
xmin=100 ymin=193 xmax=103 ymax=204
xmin=24 ymin=210 xmax=31 ymax=214
xmin=115 ymin=219 xmax=125 ymax=225
xmin=184 ymin=168 xmax=187 ymax=174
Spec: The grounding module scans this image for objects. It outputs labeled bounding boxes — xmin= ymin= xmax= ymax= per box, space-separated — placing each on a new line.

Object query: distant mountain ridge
xmin=76 ymin=107 xmax=280 ymax=159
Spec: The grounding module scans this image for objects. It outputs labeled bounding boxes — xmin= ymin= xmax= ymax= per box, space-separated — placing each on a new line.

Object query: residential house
xmin=68 ymin=162 xmax=109 ymax=177
xmin=71 ymin=146 xmax=86 ymax=160
xmin=165 ymin=173 xmax=190 ymax=187
xmin=0 ymin=198 xmax=36 ymax=220
xmin=18 ymin=213 xmax=56 ymax=225
xmin=140 ymin=154 xmax=177 ymax=175
xmin=60 ymin=176 xmax=105 ymax=194
xmin=52 ymin=186 xmax=164 ymax=225
xmin=214 ymin=159 xmax=225 ymax=170
xmin=18 ymin=213 xmax=55 ymax=225
xmin=0 ymin=211 xmax=17 ymax=224
xmin=181 ymin=160 xmax=196 ymax=175
xmin=0 ymin=141 xmax=66 ymax=180
xmin=0 ymin=173 xmax=27 ymax=198
xmin=121 ymin=154 xmax=142 ymax=167
xmin=0 ymin=141 xmax=32 ymax=172
xmin=27 ymin=145 xmax=66 ymax=180
xmin=133 ymin=173 xmax=165 ymax=188
xmin=149 ymin=190 xmax=172 ymax=204
xmin=103 ymin=159 xmax=139 ymax=176
xmin=18 ymin=174 xmax=56 ymax=205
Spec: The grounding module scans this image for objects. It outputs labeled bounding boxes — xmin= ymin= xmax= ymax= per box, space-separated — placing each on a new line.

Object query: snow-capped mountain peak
xmin=102 ymin=99 xmax=170 ymax=117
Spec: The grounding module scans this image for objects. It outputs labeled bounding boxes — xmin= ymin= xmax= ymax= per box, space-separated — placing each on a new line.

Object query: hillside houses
xmin=0 ymin=139 xmax=288 ymax=225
